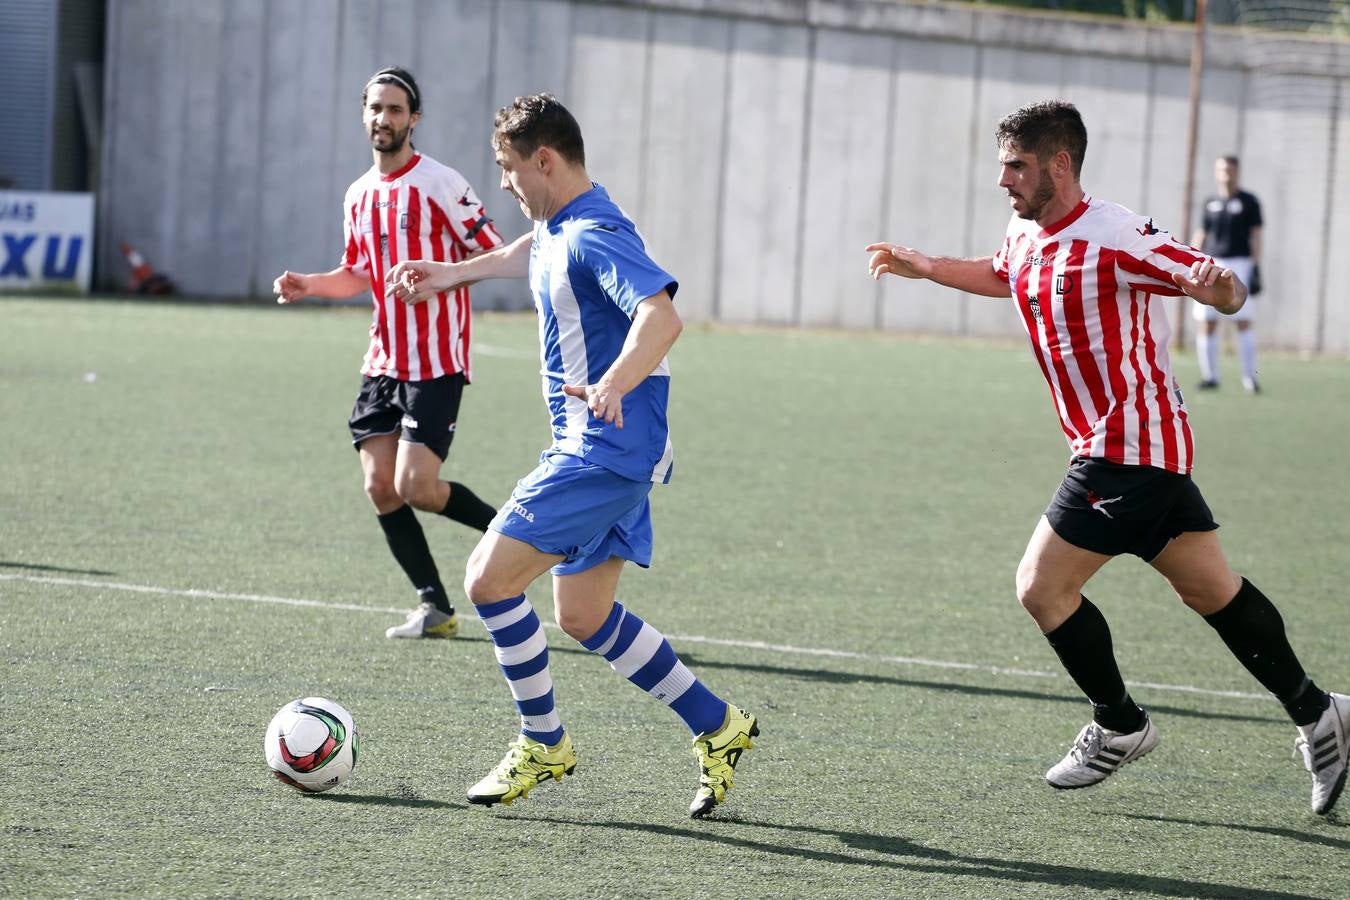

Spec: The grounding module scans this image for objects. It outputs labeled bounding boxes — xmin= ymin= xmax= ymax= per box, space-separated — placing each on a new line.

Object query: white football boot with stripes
xmin=1046 ymin=715 xmax=1159 ymax=789
xmin=1295 ymin=692 xmax=1350 ymax=815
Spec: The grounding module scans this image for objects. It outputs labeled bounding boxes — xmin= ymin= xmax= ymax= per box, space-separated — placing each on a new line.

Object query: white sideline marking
xmin=1 ymin=573 xmax=1270 ymax=703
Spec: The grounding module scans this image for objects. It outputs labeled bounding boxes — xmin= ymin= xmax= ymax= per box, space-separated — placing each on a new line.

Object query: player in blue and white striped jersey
xmin=386 ymin=93 xmax=757 ymax=819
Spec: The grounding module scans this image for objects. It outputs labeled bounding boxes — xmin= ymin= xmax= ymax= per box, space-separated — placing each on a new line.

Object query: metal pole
xmin=1176 ymin=0 xmax=1208 ymax=350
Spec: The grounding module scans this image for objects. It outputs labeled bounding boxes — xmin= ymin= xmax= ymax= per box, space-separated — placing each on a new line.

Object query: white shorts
xmin=1191 ymin=256 xmax=1254 ymax=323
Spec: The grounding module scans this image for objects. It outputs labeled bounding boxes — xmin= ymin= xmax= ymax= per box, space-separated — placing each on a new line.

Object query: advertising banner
xmin=0 ymin=190 xmax=95 ymax=293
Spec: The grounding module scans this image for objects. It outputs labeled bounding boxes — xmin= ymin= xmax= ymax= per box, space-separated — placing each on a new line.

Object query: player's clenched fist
xmin=385 ymin=260 xmax=453 ymax=303
xmin=273 ymin=271 xmax=310 ymax=304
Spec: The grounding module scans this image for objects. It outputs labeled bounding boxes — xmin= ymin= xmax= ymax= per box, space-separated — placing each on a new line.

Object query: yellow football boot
xmin=689 ymin=705 xmax=758 ymax=818
xmin=467 ymin=733 xmax=577 ymax=806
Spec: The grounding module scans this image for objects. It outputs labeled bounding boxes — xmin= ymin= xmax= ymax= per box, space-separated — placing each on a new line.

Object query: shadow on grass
xmin=1119 ymin=811 xmax=1350 ymax=848
xmin=521 ymin=813 xmax=1319 ymax=899
xmin=0 ymin=560 xmax=117 ymax=576
xmin=455 ymin=634 xmax=1281 ymax=726
xmin=314 ymin=792 xmax=469 ymax=811
xmin=675 ymin=653 xmax=1285 ymax=726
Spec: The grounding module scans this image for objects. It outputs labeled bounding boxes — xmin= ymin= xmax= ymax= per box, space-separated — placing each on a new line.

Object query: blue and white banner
xmin=0 ymin=190 xmax=95 ymax=293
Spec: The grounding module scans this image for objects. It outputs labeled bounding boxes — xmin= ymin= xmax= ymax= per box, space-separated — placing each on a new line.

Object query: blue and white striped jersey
xmin=528 ymin=184 xmax=678 ymax=483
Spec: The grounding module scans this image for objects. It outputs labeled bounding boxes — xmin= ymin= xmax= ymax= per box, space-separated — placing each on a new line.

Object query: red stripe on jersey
xmin=428 ymin=201 xmax=454 ymax=377
xmin=1036 ymin=244 xmax=1094 ymax=441
xmin=366 ymin=191 xmax=390 ymax=367
xmin=1059 ymin=240 xmax=1111 ymax=430
xmin=1124 ymin=291 xmax=1152 ymax=466
xmin=1014 ymin=258 xmax=1077 ymax=445
xmin=387 ymin=187 xmax=409 ymax=379
xmin=1139 ymin=298 xmax=1179 ymax=471
xmin=344 ymin=201 xmax=362 ymax=269
xmin=1095 ymin=248 xmax=1128 ymax=463
xmin=405 ymin=186 xmax=433 ymax=381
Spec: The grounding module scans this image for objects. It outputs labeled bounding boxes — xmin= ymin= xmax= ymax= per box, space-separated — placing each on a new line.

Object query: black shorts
xmin=1044 ymin=457 xmax=1219 ymax=561
xmin=347 ymin=373 xmax=465 ymax=461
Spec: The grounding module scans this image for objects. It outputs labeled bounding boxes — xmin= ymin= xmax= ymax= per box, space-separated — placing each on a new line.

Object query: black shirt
xmin=1199 ymin=189 xmax=1262 ymax=258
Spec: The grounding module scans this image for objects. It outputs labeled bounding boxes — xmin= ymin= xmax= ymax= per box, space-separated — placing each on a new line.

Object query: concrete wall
xmin=99 ymin=0 xmax=1350 ymax=353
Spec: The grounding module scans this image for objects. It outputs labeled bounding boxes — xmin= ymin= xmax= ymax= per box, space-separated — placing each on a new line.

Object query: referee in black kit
xmin=1191 ymin=154 xmax=1264 ymax=393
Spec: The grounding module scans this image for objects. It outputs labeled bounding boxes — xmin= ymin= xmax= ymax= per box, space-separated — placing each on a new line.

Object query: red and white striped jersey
xmin=992 ymin=196 xmax=1210 ymax=474
xmin=341 ymin=153 xmax=504 ymax=381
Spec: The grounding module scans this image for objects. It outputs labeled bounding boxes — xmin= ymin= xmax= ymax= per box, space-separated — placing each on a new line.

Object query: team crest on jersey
xmin=1135 ymin=218 xmax=1162 ymax=236
xmin=1027 ymin=295 xmax=1043 ymax=322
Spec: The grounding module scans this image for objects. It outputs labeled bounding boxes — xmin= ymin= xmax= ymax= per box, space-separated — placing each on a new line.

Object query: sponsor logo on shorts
xmin=1086 ymin=489 xmax=1123 ymax=518
xmin=401 ymin=415 xmax=419 ymax=430
xmin=509 ymin=501 xmax=535 ymax=523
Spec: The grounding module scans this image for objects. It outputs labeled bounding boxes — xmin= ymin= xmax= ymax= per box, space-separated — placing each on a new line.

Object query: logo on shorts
xmin=1086 ymin=489 xmax=1123 ymax=518
xmin=509 ymin=501 xmax=535 ymax=523
xmin=401 ymin=415 xmax=419 ymax=430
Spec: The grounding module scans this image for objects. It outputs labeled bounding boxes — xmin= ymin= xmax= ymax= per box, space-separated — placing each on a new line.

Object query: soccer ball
xmin=264 ymin=697 xmax=359 ymax=793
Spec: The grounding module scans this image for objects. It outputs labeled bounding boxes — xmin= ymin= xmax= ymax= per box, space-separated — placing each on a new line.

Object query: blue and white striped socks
xmin=580 ymin=602 xmax=727 ymax=736
xmin=475 ymin=594 xmax=564 ymax=746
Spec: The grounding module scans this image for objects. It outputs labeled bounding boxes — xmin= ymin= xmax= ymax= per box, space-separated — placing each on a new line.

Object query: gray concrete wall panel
xmin=567 ymin=5 xmax=652 ymax=227
xmin=879 ymin=38 xmax=978 ymax=335
xmin=1062 ymin=56 xmax=1152 ymax=214
xmin=97 ymin=0 xmax=1349 ymax=353
xmin=1242 ymin=73 xmax=1338 ymax=352
xmin=714 ymin=19 xmax=810 ymax=326
xmin=798 ymin=28 xmax=895 ymax=329
xmin=639 ymin=12 xmax=731 ymax=323
xmin=1322 ymin=80 xmax=1350 ymax=356
xmin=254 ymin=2 xmax=342 ymax=299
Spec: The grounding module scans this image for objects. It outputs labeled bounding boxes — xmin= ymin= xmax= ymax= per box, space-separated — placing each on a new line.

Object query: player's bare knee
xmin=554 ymin=604 xmax=601 ymax=642
xmin=463 ymin=551 xmax=506 ymax=605
xmin=364 ymin=474 xmax=398 ymax=509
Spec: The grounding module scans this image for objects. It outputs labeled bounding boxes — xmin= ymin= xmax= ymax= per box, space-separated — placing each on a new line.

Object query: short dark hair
xmin=1220 ymin=154 xmax=1240 ymax=168
xmin=996 ymin=100 xmax=1088 ymax=178
xmin=492 ymin=93 xmax=585 ymax=166
xmin=363 ymin=66 xmax=421 ymax=115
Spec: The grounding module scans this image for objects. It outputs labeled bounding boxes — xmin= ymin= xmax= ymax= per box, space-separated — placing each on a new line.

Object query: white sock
xmin=1238 ymin=329 xmax=1258 ymax=385
xmin=1196 ymin=333 xmax=1219 ymax=383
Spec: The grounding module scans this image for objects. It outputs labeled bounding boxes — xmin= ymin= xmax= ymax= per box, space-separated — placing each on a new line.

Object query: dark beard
xmin=1018 ymin=168 xmax=1056 ymax=220
xmin=371 ymin=126 xmax=410 ymax=154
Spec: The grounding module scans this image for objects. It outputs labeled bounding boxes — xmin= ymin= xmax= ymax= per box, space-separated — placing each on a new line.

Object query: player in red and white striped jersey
xmin=867 ymin=100 xmax=1349 ymax=814
xmin=273 ymin=67 xmax=507 ymax=641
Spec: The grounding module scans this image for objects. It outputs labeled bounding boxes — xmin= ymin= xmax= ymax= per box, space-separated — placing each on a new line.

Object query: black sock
xmin=376 ymin=505 xmax=452 ymax=614
xmin=439 ymin=481 xmax=496 ymax=532
xmin=1045 ymin=597 xmax=1146 ymax=733
xmin=1204 ymin=577 xmax=1328 ymax=726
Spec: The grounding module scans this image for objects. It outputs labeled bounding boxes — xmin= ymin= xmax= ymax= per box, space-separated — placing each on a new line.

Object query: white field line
xmin=2 ymin=573 xmax=1271 ymax=703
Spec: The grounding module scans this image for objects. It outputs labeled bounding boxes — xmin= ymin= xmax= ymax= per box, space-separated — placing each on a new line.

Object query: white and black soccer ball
xmin=264 ymin=697 xmax=359 ymax=793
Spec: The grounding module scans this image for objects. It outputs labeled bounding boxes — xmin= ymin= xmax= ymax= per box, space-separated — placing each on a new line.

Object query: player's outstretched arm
xmin=386 ymin=232 xmax=532 ymax=303
xmin=561 ymin=290 xmax=681 ymax=430
xmin=273 ymin=267 xmax=368 ymax=304
xmin=865 ymin=243 xmax=1010 ymax=298
xmin=1171 ymin=258 xmax=1247 ymax=315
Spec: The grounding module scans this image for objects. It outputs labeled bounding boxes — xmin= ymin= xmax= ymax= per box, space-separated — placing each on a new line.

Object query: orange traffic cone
xmin=119 ymin=241 xmax=175 ymax=295
xmin=121 ymin=242 xmax=153 ymax=291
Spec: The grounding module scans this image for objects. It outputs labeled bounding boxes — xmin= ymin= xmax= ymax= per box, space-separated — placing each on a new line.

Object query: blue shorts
xmin=490 ymin=452 xmax=654 ymax=575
